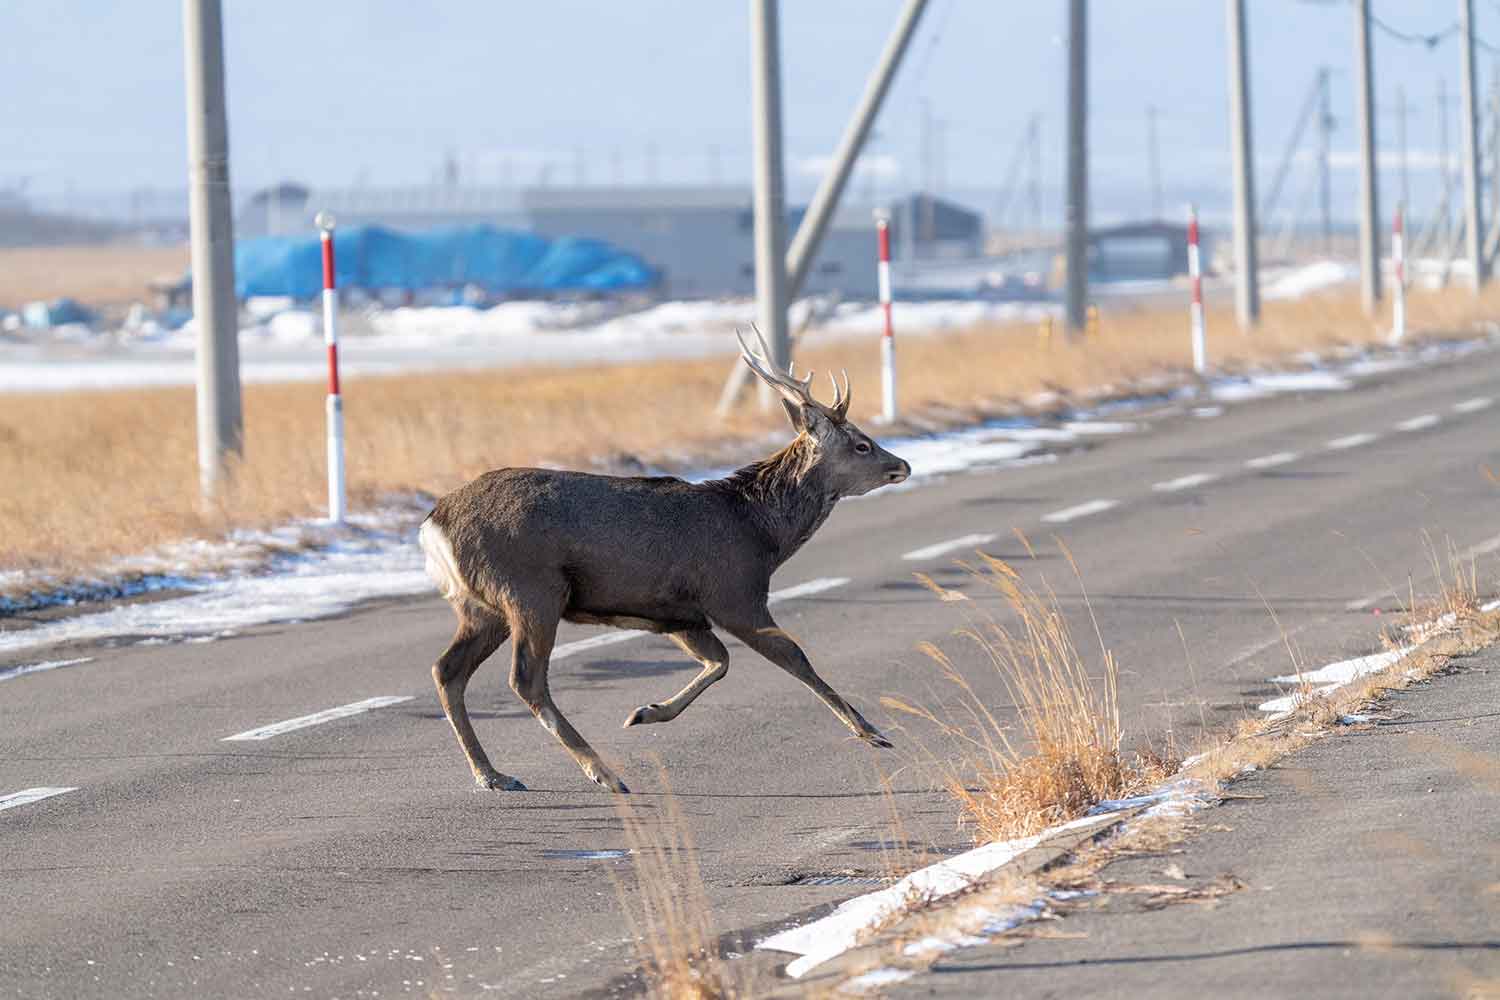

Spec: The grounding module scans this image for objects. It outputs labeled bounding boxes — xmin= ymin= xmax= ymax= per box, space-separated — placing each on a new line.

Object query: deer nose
xmin=886 ymin=460 xmax=911 ymax=483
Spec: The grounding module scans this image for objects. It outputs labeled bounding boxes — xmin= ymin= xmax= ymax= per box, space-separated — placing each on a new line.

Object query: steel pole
xmin=1064 ymin=0 xmax=1089 ymax=336
xmin=1354 ymin=0 xmax=1382 ymax=311
xmin=749 ymin=0 xmax=790 ymax=379
xmin=1227 ymin=0 xmax=1260 ymax=328
xmin=1460 ymin=0 xmax=1486 ymax=289
xmin=784 ymin=0 xmax=928 ymax=299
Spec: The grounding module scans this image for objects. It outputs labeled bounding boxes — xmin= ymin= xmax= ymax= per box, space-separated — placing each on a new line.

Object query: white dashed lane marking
xmin=222 ymin=696 xmax=413 ymax=742
xmin=550 ymin=577 xmax=851 ymax=662
xmin=1395 ymin=414 xmax=1440 ymax=432
xmin=1152 ymin=473 xmax=1219 ymax=493
xmin=1454 ymin=396 xmax=1493 ymax=413
xmin=902 ymin=534 xmax=997 ymax=561
xmin=1326 ymin=433 xmax=1379 ymax=450
xmin=0 ymin=787 xmax=78 ymax=814
xmin=1041 ymin=499 xmax=1119 ymax=524
xmin=1245 ymin=451 xmax=1301 ymax=470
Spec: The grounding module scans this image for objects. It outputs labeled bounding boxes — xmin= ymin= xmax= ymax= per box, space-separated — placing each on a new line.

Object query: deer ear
xmin=780 ymin=398 xmax=807 ymax=431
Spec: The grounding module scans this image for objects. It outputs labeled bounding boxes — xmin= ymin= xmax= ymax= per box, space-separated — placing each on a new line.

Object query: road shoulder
xmin=879 ymin=641 xmax=1500 ymax=998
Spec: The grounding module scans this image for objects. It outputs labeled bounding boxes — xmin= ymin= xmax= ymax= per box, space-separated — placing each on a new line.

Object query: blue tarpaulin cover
xmin=232 ymin=225 xmax=657 ymax=299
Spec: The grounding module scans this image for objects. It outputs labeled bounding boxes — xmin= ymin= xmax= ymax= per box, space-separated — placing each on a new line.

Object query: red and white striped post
xmin=1187 ymin=204 xmax=1207 ymax=376
xmin=1390 ymin=202 xmax=1407 ymax=344
xmin=316 ymin=210 xmax=346 ymax=524
xmin=876 ymin=211 xmax=897 ymax=423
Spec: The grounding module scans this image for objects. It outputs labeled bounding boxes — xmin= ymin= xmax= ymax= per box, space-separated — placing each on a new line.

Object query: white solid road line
xmin=1245 ymin=451 xmax=1301 ymax=470
xmin=1326 ymin=432 xmax=1379 ymax=450
xmin=1395 ymin=414 xmax=1440 ymax=432
xmin=551 ymin=577 xmax=851 ymax=661
xmin=222 ymin=695 xmax=413 ymax=742
xmin=1454 ymin=396 xmax=1493 ymax=413
xmin=1152 ymin=473 xmax=1219 ymax=493
xmin=0 ymin=657 xmax=92 ymax=683
xmin=1041 ymin=499 xmax=1119 ymax=524
xmin=902 ymin=533 xmax=997 ymax=561
xmin=0 ymin=786 xmax=78 ymax=814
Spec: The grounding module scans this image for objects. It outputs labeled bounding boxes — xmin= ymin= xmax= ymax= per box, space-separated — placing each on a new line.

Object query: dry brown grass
xmin=613 ymin=779 xmax=746 ymax=1000
xmin=2 ymin=281 xmax=1495 ymax=581
xmin=885 ymin=551 xmax=1175 ymax=844
xmin=0 ymin=245 xmax=188 ymax=308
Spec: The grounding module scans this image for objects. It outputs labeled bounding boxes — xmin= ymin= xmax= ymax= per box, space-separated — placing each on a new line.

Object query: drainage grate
xmin=789 ymin=874 xmax=892 ymax=887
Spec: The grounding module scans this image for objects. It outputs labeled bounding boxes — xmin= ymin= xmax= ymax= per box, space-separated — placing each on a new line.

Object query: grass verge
xmin=2 ymin=283 xmax=1494 ymax=582
xmin=884 ymin=550 xmax=1176 ymax=843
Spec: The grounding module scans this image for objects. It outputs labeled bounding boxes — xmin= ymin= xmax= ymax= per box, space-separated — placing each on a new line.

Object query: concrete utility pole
xmin=1460 ymin=0 xmax=1487 ymax=288
xmin=1064 ymin=0 xmax=1089 ymax=335
xmin=749 ymin=0 xmax=791 ymax=375
xmin=1317 ymin=67 xmax=1333 ymax=254
xmin=1226 ymin=0 xmax=1260 ymax=328
xmin=1354 ymin=0 xmax=1382 ymax=311
xmin=182 ymin=0 xmax=242 ymax=500
xmin=1147 ymin=104 xmax=1163 ymax=220
xmin=784 ymin=0 xmax=928 ymax=299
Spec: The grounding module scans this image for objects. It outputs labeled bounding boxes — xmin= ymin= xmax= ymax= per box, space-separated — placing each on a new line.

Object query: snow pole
xmin=1391 ymin=202 xmax=1407 ymax=344
xmin=1187 ymin=204 xmax=1207 ymax=375
xmin=317 ymin=210 xmax=346 ymax=525
xmin=876 ymin=211 xmax=897 ymax=423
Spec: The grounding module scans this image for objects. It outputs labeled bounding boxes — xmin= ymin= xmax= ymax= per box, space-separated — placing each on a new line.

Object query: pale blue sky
xmin=5 ymin=2 xmax=1497 ymax=224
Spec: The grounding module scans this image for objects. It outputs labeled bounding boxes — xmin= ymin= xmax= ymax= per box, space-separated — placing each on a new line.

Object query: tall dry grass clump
xmin=613 ymin=781 xmax=742 ymax=1000
xmin=887 ymin=552 xmax=1169 ymax=843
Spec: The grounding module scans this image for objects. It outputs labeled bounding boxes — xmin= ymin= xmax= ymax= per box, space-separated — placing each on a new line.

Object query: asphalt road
xmin=4 ymin=347 xmax=1500 ymax=998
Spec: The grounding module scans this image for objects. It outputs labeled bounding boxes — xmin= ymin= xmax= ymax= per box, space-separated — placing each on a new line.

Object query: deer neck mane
xmin=716 ymin=434 xmax=840 ymax=564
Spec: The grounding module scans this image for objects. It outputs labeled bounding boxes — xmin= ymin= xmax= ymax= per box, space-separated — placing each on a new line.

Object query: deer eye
xmin=854 ymin=441 xmax=872 ymax=455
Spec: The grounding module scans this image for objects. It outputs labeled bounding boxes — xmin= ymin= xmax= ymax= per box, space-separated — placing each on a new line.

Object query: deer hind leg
xmin=623 ymin=628 xmax=729 ymax=728
xmin=507 ymin=597 xmax=630 ymax=794
xmin=724 ymin=611 xmax=893 ymax=749
xmin=432 ymin=603 xmax=523 ymax=791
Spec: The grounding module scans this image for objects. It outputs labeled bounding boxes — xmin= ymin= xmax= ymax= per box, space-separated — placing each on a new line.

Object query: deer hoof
xmin=589 ymin=769 xmax=631 ymax=794
xmin=477 ymin=771 xmax=528 ymax=791
xmin=623 ymin=703 xmax=664 ymax=727
xmin=863 ymin=730 xmax=895 ymax=750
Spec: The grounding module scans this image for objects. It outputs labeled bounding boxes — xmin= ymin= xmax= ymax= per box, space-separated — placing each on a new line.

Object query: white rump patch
xmin=418 ymin=519 xmax=467 ymax=601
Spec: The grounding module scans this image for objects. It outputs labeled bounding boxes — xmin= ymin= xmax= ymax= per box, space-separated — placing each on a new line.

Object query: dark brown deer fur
xmin=420 ymin=333 xmax=910 ymax=792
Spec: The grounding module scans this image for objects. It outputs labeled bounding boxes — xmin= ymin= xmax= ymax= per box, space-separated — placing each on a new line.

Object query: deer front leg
xmin=723 ymin=611 xmax=893 ymax=749
xmin=509 ymin=610 xmax=630 ymax=794
xmin=623 ymin=628 xmax=729 ymax=728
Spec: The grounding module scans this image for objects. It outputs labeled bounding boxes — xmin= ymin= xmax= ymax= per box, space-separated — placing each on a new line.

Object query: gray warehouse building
xmin=240 ymin=182 xmax=986 ymax=300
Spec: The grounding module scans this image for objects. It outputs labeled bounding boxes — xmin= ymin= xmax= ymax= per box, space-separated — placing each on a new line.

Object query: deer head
xmin=737 ymin=327 xmax=911 ymax=497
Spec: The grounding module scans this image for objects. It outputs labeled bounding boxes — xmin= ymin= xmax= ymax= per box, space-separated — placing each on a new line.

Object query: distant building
xmin=886 ymin=193 xmax=986 ymax=261
xmin=237 ymin=182 xmax=984 ymax=299
xmin=523 ymin=186 xmax=883 ymax=299
xmin=1088 ymin=221 xmax=1203 ymax=280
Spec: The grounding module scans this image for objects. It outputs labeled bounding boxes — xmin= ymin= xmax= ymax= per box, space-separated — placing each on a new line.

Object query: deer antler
xmin=735 ymin=325 xmax=852 ymax=421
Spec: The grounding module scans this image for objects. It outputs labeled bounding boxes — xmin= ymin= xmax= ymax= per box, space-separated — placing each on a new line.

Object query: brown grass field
xmin=1 ymin=283 xmax=1497 ymax=580
xmin=0 ymin=244 xmax=189 ymax=309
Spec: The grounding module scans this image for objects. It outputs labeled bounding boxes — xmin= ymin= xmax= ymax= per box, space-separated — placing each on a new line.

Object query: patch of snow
xmin=0 ymin=527 xmax=427 ymax=657
xmin=1262 ymin=260 xmax=1358 ymax=300
xmin=840 ymin=967 xmax=916 ymax=993
xmin=0 ymin=656 xmax=93 ymax=682
xmin=1259 ymin=646 xmax=1416 ymax=713
xmin=1060 ymin=420 xmax=1140 ymax=435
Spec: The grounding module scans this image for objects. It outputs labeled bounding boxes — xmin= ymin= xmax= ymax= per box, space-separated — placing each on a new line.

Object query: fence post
xmin=318 ymin=211 xmax=346 ymax=525
xmin=1188 ymin=204 xmax=1207 ymax=374
xmin=876 ymin=212 xmax=897 ymax=423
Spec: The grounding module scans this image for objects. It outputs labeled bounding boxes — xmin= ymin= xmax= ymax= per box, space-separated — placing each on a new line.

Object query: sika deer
xmin=420 ymin=329 xmax=910 ymax=793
